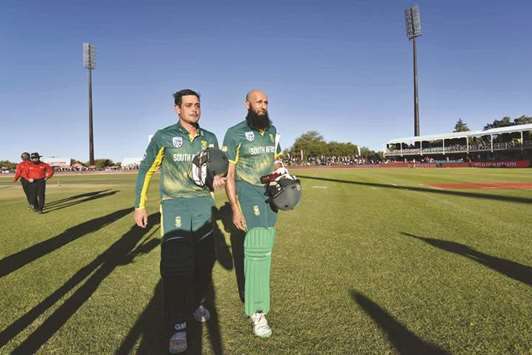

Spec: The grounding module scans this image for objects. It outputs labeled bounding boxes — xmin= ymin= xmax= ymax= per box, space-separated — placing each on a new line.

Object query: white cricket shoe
xmin=193 ymin=304 xmax=211 ymax=323
xmin=250 ymin=312 xmax=272 ymax=338
xmin=169 ymin=322 xmax=187 ymax=354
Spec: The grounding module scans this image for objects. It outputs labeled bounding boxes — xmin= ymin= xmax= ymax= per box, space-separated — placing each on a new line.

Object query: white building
xmin=41 ymin=157 xmax=71 ymax=168
xmin=121 ymin=157 xmax=143 ymax=169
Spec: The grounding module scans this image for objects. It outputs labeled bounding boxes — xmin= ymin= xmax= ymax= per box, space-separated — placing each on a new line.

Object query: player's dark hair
xmin=173 ymin=89 xmax=200 ymax=107
xmin=21 ymin=152 xmax=30 ymax=160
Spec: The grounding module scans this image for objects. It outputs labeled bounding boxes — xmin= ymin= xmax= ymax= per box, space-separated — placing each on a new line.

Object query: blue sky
xmin=1 ymin=0 xmax=531 ymax=162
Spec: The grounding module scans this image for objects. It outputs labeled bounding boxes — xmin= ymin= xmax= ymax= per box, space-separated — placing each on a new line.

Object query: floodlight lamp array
xmin=83 ymin=43 xmax=96 ymax=69
xmin=404 ymin=5 xmax=422 ymax=39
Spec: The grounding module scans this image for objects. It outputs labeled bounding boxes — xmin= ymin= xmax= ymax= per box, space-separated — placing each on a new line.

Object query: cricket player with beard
xmin=222 ymin=89 xmax=283 ymax=337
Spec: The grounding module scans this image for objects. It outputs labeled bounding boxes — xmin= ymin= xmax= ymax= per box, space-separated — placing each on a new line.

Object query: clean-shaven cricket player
xmin=223 ymin=89 xmax=283 ymax=337
xmin=134 ymin=89 xmax=225 ymax=354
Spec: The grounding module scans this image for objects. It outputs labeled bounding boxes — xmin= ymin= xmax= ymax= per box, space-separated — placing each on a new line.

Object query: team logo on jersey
xmin=253 ymin=205 xmax=260 ymax=216
xmin=245 ymin=131 xmax=255 ymax=142
xmin=172 ymin=137 xmax=183 ymax=148
xmin=201 ymin=140 xmax=208 ymax=149
xmin=175 ymin=216 xmax=182 ymax=228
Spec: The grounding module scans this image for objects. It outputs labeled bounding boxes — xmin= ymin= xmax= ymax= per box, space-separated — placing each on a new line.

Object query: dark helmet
xmin=267 ymin=175 xmax=302 ymax=211
xmin=192 ymin=147 xmax=229 ymax=190
xmin=30 ymin=152 xmax=41 ymax=160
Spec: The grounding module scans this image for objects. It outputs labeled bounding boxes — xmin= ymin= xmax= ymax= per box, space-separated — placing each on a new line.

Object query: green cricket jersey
xmin=134 ymin=121 xmax=218 ymax=208
xmin=222 ymin=121 xmax=282 ymax=186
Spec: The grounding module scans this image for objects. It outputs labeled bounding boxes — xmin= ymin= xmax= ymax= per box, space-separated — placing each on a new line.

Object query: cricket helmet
xmin=192 ymin=147 xmax=229 ymax=190
xmin=267 ymin=173 xmax=302 ymax=211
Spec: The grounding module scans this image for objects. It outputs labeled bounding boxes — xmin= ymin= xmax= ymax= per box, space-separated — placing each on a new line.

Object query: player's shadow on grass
xmin=217 ymin=202 xmax=245 ymax=302
xmin=297 ymin=175 xmax=532 ymax=205
xmin=115 ymin=279 xmax=166 ymax=354
xmin=115 ymin=280 xmax=166 ymax=354
xmin=3 ymin=213 xmax=161 ymax=354
xmin=45 ymin=189 xmax=112 ymax=207
xmin=44 ymin=190 xmax=119 ymax=213
xmin=212 ymin=206 xmax=234 ymax=271
xmin=402 ymin=232 xmax=532 ymax=287
xmin=0 ymin=207 xmax=133 ymax=279
xmin=187 ymin=282 xmax=224 ymax=355
xmin=350 ymin=290 xmax=450 ymax=355
xmin=116 ymin=280 xmax=224 ymax=355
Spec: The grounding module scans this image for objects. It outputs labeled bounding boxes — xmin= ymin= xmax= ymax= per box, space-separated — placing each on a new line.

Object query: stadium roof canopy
xmin=387 ymin=123 xmax=532 ymax=144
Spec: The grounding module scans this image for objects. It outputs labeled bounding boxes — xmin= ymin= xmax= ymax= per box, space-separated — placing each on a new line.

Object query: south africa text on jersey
xmin=248 ymin=145 xmax=275 ymax=155
xmin=173 ymin=153 xmax=195 ymax=162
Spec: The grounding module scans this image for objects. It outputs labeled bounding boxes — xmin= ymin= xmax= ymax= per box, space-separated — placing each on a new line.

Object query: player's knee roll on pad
xmin=244 ymin=227 xmax=276 ymax=316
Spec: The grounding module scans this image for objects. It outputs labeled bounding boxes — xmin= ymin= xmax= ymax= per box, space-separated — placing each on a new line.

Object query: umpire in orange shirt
xmin=13 ymin=152 xmax=33 ymax=209
xmin=27 ymin=152 xmax=54 ymax=213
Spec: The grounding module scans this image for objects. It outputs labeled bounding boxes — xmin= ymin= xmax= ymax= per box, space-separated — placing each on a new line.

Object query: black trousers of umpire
xmin=20 ymin=178 xmax=32 ymax=207
xmin=30 ymin=179 xmax=46 ymax=211
xmin=160 ymin=223 xmax=215 ymax=333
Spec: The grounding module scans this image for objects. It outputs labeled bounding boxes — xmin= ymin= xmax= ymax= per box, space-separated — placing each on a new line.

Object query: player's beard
xmin=246 ymin=109 xmax=271 ymax=130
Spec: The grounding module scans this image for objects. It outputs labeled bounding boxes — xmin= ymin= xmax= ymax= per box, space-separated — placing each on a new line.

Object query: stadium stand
xmin=384 ymin=123 xmax=532 ymax=167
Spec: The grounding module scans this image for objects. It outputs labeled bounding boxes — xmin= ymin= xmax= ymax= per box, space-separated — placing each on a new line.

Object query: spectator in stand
xmin=26 ymin=152 xmax=54 ymax=214
xmin=13 ymin=152 xmax=33 ymax=209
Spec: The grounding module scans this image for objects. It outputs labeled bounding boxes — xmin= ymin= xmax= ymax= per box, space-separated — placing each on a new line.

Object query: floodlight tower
xmin=83 ymin=43 xmax=96 ymax=165
xmin=404 ymin=5 xmax=422 ymax=136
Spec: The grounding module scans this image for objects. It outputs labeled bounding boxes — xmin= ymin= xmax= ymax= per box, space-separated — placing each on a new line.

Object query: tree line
xmin=285 ymin=131 xmax=383 ymax=161
xmin=454 ymin=115 xmax=532 ymax=132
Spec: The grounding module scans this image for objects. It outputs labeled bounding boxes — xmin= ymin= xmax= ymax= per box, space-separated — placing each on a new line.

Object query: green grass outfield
xmin=0 ymin=168 xmax=531 ymax=354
